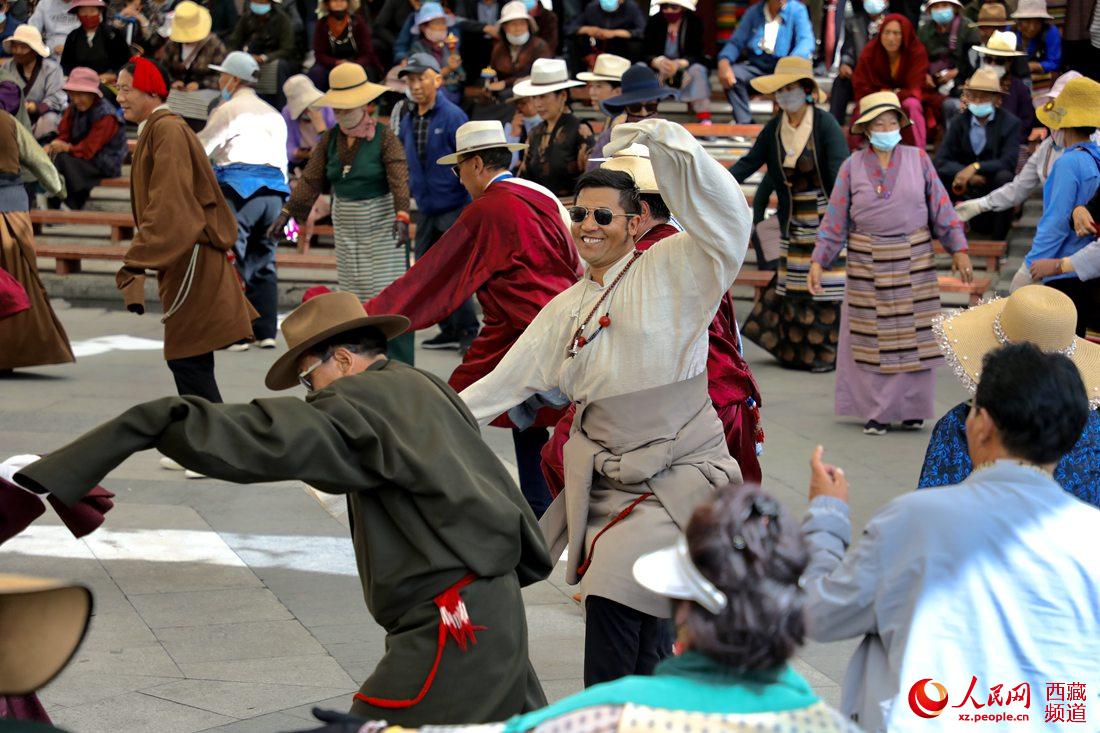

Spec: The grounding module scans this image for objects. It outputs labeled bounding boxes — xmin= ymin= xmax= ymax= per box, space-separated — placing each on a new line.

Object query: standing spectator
xmin=643 ymin=0 xmax=712 ymax=123
xmin=28 ymin=0 xmax=79 ymax=54
xmin=488 ymin=1 xmax=552 ymax=86
xmin=515 ymin=57 xmax=595 ymax=196
xmin=406 ymin=2 xmax=465 ymax=105
xmin=1062 ymin=0 xmax=1098 ymax=79
xmin=919 ymin=285 xmax=1100 ymax=504
xmin=161 ymin=0 xmax=229 ymax=91
xmin=588 ymin=63 xmax=674 ymax=166
xmin=933 ymin=67 xmax=1021 ymax=238
xmin=3 ymin=25 xmax=65 ymax=140
xmin=1022 ymin=75 xmax=1100 ymax=335
xmin=918 ymin=0 xmax=979 ymax=125
xmin=808 ymin=92 xmax=972 ymax=435
xmin=565 ymin=0 xmax=645 ymax=76
xmin=227 ymin=0 xmax=297 ymax=108
xmin=716 ymin=0 xmax=815 ymax=124
xmin=802 ymin=343 xmax=1100 ymax=732
xmin=576 ymin=51 xmax=628 ymax=111
xmin=733 ymin=56 xmax=849 ymax=372
xmin=59 ymin=0 xmax=129 ymax=80
xmin=0 ymin=0 xmax=23 ymax=54
xmin=396 ymin=52 xmax=477 ymax=352
xmin=281 ymin=73 xmax=335 ymax=174
xmin=851 ymin=14 xmax=930 ymax=149
xmin=309 ymin=0 xmax=383 ymax=89
xmin=42 ymin=66 xmax=126 ymax=210
xmin=829 ymin=0 xmax=887 ymax=124
xmin=198 ymin=51 xmax=290 ymax=351
xmin=1013 ymin=0 xmax=1060 ymax=89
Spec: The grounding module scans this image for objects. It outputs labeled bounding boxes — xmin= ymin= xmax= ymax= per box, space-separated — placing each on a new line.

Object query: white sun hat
xmin=576 ymin=53 xmax=631 ymax=82
xmin=633 ymin=536 xmax=728 ymax=615
xmin=512 ymin=57 xmax=584 ymax=97
xmin=436 ymin=120 xmax=527 ymax=165
xmin=598 ymin=143 xmax=659 ymax=194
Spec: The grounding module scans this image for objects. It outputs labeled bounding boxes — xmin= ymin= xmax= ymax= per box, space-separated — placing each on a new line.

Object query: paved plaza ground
xmin=0 ymin=299 xmax=972 ymax=733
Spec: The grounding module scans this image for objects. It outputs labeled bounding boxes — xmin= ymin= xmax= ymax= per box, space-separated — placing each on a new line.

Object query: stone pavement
xmin=0 ymin=299 xmax=972 ymax=733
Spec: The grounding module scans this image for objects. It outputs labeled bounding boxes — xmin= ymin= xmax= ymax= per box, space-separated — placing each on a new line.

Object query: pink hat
xmin=67 ymin=0 xmax=106 ymax=13
xmin=63 ymin=68 xmax=103 ymax=97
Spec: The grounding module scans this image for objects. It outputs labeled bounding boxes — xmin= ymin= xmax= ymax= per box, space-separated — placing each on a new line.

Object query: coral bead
xmin=598 ymin=315 xmax=611 ymax=328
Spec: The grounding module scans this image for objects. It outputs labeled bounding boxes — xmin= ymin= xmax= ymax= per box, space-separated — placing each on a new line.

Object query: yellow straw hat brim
xmin=316 ymin=79 xmax=389 ymax=109
xmin=0 ymin=574 xmax=92 ymax=695
xmin=749 ymin=71 xmax=826 ymax=104
xmin=851 ymin=103 xmax=912 ymax=133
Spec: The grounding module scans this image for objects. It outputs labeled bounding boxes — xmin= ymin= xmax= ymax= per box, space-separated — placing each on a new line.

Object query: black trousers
xmin=166 ymin=352 xmax=223 ymax=403
xmin=49 ymin=153 xmax=103 ymax=211
xmin=512 ymin=426 xmax=552 ymax=518
xmin=1047 ymin=276 xmax=1100 ymax=336
xmin=962 ymin=168 xmax=1016 ymax=240
xmin=414 ymin=206 xmax=479 ymax=337
xmin=829 ymin=74 xmax=855 ymax=125
xmin=223 ymin=188 xmax=282 ymax=340
xmin=583 ymin=595 xmax=673 ymax=688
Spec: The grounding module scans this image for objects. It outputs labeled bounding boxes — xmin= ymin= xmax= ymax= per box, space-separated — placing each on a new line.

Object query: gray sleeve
xmin=978 ymin=138 xmax=1046 ymax=213
xmin=800 ymin=496 xmax=882 ymax=643
xmin=1069 ymin=240 xmax=1100 ymax=281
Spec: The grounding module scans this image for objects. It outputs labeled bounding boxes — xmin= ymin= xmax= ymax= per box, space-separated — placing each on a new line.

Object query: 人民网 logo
xmin=908 ymin=678 xmax=949 ymax=718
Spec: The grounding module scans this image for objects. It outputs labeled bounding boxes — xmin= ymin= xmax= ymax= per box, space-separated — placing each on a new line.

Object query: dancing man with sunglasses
xmin=461 ymin=117 xmax=752 ymax=687
xmin=364 ymin=120 xmax=582 ymax=518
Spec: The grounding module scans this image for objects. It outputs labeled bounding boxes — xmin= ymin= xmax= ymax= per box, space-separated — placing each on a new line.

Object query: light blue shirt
xmin=968 ymin=109 xmax=993 ymax=156
xmin=1026 ymin=141 xmax=1100 ymax=280
xmin=717 ymin=0 xmax=814 ymax=68
xmin=801 ymin=461 xmax=1100 ymax=732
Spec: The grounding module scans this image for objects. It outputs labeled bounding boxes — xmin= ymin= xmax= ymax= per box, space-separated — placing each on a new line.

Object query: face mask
xmin=775 ymin=87 xmax=807 ymax=113
xmin=506 ymin=30 xmax=530 ymax=45
xmin=422 ymin=26 xmax=447 ymax=42
xmin=1051 ymin=128 xmax=1065 ymax=149
xmin=869 ymin=128 xmax=902 ymax=151
xmin=335 ymin=107 xmax=366 ymax=130
xmin=661 ymin=6 xmax=683 ymax=20
xmin=523 ymin=0 xmax=537 ymax=9
xmin=522 ymin=113 xmax=541 ymax=132
xmin=862 ymin=0 xmax=886 ymax=14
xmin=930 ymin=7 xmax=954 ymax=24
xmin=79 ymin=13 xmax=101 ymax=29
xmin=599 ymin=0 xmax=618 ymax=12
xmin=0 ymin=12 xmax=7 ymax=23
xmin=968 ymin=101 xmax=993 ymax=118
xmin=250 ymin=2 xmax=271 ymax=14
xmin=220 ymin=86 xmax=233 ymax=101
xmin=980 ymin=62 xmax=1006 ymax=79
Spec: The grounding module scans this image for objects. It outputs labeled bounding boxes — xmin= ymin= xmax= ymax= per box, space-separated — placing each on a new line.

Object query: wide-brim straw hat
xmin=1033 ymin=70 xmax=1081 ymax=108
xmin=513 ymin=58 xmax=583 ymax=97
xmin=963 ymin=66 xmax=1007 ymax=94
xmin=0 ymin=574 xmax=92 ymax=695
xmin=1012 ymin=0 xmax=1052 ymax=19
xmin=975 ymin=2 xmax=1013 ymax=26
xmin=974 ymin=29 xmax=1025 ymax=56
xmin=437 ymin=120 xmax=526 ymax=164
xmin=599 ymin=142 xmax=658 ymax=193
xmin=850 ymin=91 xmax=912 ymax=133
xmin=934 ymin=285 xmax=1100 ymax=407
xmin=576 ymin=53 xmax=631 ymax=82
xmin=2 ymin=24 xmax=49 ymax=57
xmin=498 ymin=0 xmax=537 ymax=30
xmin=265 ymin=291 xmax=409 ymax=390
xmin=316 ymin=63 xmax=388 ymax=109
xmin=749 ymin=56 xmax=826 ymax=104
xmin=647 ymin=0 xmax=697 ymax=14
xmin=1036 ymin=76 xmax=1100 ymax=129
xmin=169 ymin=1 xmax=212 ymax=43
xmin=284 ymin=74 xmax=325 ymax=119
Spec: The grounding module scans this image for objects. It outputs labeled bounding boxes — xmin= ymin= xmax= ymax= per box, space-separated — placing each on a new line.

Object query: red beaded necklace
xmin=567 ymin=249 xmax=643 ymax=358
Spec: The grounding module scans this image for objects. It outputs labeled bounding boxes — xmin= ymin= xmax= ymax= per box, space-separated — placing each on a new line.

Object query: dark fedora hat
xmin=601 ymin=63 xmax=678 ymax=114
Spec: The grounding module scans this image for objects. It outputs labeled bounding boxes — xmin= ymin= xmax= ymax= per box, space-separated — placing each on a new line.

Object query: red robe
xmin=540 ymin=223 xmax=764 ymax=496
xmin=367 ymin=177 xmax=581 ymax=428
xmin=0 ymin=267 xmax=29 ymax=320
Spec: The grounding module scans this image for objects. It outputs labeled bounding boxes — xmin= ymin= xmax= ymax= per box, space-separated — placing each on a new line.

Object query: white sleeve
xmin=196 ymin=105 xmax=231 ymax=158
xmin=980 ymin=138 xmax=1046 ymax=213
xmin=605 ymin=119 xmax=750 ymax=297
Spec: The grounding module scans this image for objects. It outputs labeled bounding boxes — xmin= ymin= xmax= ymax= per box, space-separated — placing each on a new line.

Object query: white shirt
xmin=28 ymin=0 xmax=80 ymax=51
xmin=136 ymin=103 xmax=171 ymax=136
xmin=197 ymin=87 xmax=288 ymax=178
xmin=459 ymin=119 xmax=751 ymax=425
xmin=801 ymin=461 xmax=1100 ymax=732
xmin=761 ymin=4 xmax=783 ymax=55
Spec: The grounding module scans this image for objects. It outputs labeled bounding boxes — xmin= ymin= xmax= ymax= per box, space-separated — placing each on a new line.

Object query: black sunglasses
xmin=626 ymin=101 xmax=661 ymax=115
xmin=568 ymin=206 xmax=638 ymax=226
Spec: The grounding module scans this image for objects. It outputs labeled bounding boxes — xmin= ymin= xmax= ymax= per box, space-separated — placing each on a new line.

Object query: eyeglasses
xmin=568 ymin=205 xmax=638 ymax=226
xmin=626 ymin=101 xmax=660 ymax=115
xmin=450 ymin=154 xmax=469 ymax=178
xmin=297 ymin=356 xmax=329 ymax=391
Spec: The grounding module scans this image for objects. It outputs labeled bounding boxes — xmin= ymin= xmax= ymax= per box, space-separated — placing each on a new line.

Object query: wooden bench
xmin=733 ymin=268 xmax=991 ymax=305
xmin=682 ymin=123 xmax=763 ymax=140
xmin=934 ymin=239 xmax=1006 ymax=273
xmin=34 ymin=243 xmax=338 ymax=275
xmin=30 ymin=209 xmax=134 ymax=242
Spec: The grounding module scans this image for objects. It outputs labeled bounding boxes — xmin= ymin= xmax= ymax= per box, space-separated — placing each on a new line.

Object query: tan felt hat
xmin=0 ymin=574 xmax=92 ymax=695
xmin=599 ymin=143 xmax=658 ymax=194
xmin=851 ymin=91 xmax=912 ymax=133
xmin=749 ymin=56 xmax=826 ymax=104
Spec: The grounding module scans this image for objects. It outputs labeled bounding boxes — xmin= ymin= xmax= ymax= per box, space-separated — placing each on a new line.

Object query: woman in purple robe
xmin=809 ymin=91 xmax=973 ymax=435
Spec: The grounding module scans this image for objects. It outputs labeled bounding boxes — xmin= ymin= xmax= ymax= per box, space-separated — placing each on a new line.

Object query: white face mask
xmin=980 ymin=62 xmax=1006 ymax=80
xmin=1052 ymin=128 xmax=1066 ymax=149
xmin=775 ymin=87 xmax=807 ymax=114
xmin=506 ymin=30 xmax=530 ymax=45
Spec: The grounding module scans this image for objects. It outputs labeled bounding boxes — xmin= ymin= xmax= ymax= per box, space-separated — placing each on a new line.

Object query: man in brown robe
xmin=114 ymin=57 xmax=256 ymax=402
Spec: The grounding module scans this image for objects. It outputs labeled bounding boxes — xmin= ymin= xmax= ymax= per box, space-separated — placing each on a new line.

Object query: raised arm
xmin=974 ymin=136 xmax=1046 ymax=213
xmin=15 ymin=120 xmax=64 ymax=199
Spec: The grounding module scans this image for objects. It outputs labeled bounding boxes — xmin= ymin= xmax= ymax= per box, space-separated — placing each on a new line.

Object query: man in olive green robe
xmin=14 ymin=292 xmax=553 ymax=726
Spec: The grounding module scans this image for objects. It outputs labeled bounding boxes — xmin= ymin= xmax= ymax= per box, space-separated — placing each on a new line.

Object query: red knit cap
xmin=128 ymin=56 xmax=168 ymax=99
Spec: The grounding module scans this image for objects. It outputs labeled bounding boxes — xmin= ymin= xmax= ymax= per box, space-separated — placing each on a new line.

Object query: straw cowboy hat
xmin=975 ymin=2 xmax=1013 ymax=26
xmin=1012 ymin=0 xmax=1052 ymax=19
xmin=2 ymin=24 xmax=49 ymax=57
xmin=576 ymin=53 xmax=631 ymax=82
xmin=599 ymin=143 xmax=659 ymax=193
xmin=974 ymin=29 xmax=1026 ymax=56
xmin=498 ymin=0 xmax=537 ymax=31
xmin=648 ymin=0 xmax=696 ymax=15
xmin=316 ymin=63 xmax=389 ymax=109
xmin=749 ymin=56 xmax=826 ymax=103
xmin=436 ymin=120 xmax=526 ymax=165
xmin=63 ymin=67 xmax=104 ymax=97
xmin=850 ymin=91 xmax=912 ymax=133
xmin=0 ymin=574 xmax=92 ymax=695
xmin=1037 ymin=75 xmax=1100 ymax=129
xmin=512 ymin=58 xmax=584 ymax=97
xmin=265 ymin=291 xmax=409 ymax=390
xmin=1033 ymin=70 xmax=1081 ymax=108
xmin=169 ymin=1 xmax=212 ymax=43
xmin=934 ymin=285 xmax=1100 ymax=407
xmin=963 ymin=67 xmax=1007 ymax=94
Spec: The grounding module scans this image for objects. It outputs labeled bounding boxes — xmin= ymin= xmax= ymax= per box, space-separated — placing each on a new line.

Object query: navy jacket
xmin=398 ymin=94 xmax=471 ymax=217
xmin=933 ymin=107 xmax=1021 ymax=183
